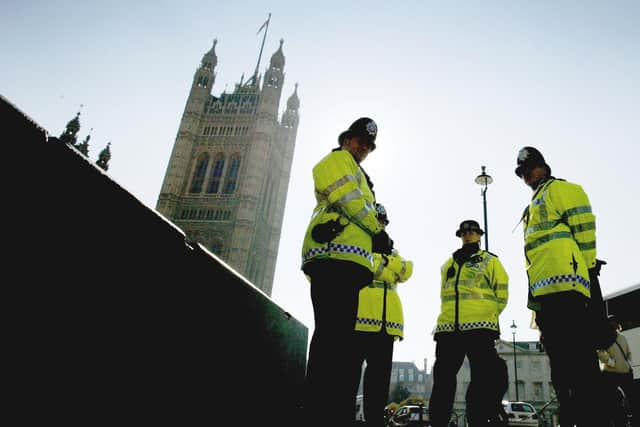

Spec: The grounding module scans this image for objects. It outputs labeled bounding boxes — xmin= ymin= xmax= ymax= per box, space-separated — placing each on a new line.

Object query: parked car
xmin=501 ymin=401 xmax=539 ymax=427
xmin=386 ymin=404 xmax=428 ymax=426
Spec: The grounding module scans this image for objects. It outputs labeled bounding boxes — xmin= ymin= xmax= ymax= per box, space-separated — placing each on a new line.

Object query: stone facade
xmin=156 ymin=39 xmax=299 ymax=296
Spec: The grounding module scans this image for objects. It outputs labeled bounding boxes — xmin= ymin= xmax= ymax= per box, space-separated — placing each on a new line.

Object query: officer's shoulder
xmin=550 ymin=177 xmax=586 ymax=192
xmin=483 ymin=250 xmax=499 ymax=258
xmin=316 ymin=149 xmax=348 ymax=168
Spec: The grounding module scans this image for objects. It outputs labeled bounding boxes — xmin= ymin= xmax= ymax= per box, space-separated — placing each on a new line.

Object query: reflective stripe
xmin=442 ymin=293 xmax=497 ymax=302
xmin=525 ymin=231 xmax=572 ymax=251
xmin=435 ymin=320 xmax=499 ymax=333
xmin=525 ymin=220 xmax=558 ymax=236
xmin=530 ymin=274 xmax=591 ymax=292
xmin=578 ymin=240 xmax=596 ymax=250
xmin=356 ymin=317 xmax=403 ymax=331
xmin=374 ymin=261 xmax=385 ymax=276
xmin=566 ymin=205 xmax=592 ymax=216
xmin=368 ymin=281 xmax=397 ymax=291
xmin=353 ymin=204 xmax=371 ymax=220
xmin=356 ymin=317 xmax=383 ymax=327
xmin=399 ymin=261 xmax=407 ymax=277
xmin=302 ymin=242 xmax=374 ymax=264
xmin=571 ymin=222 xmax=595 ymax=233
xmin=319 ymin=173 xmax=358 ymax=198
xmin=443 ymin=278 xmax=490 ymax=290
xmin=334 ymin=188 xmax=364 ymax=208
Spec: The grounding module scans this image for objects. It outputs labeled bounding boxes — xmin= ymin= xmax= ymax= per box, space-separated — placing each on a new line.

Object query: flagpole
xmin=253 ymin=12 xmax=271 ymax=85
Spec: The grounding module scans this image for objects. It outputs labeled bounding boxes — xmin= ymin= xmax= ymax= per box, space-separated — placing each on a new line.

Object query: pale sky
xmin=3 ymin=1 xmax=639 ymax=370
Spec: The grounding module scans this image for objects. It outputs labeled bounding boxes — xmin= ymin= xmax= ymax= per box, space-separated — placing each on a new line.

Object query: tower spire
xmin=252 ymin=13 xmax=271 ymax=86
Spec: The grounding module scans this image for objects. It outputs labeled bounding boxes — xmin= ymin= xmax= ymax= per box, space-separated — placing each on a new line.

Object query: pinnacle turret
xmin=59 ymin=111 xmax=81 ymax=146
xmin=96 ymin=142 xmax=111 ymax=171
xmin=286 ymin=83 xmax=300 ymax=111
xmin=270 ymin=39 xmax=285 ymax=69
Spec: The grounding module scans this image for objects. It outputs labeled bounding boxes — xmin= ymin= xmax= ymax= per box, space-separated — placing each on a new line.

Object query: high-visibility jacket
xmin=435 ymin=249 xmax=508 ymax=334
xmin=522 ymin=178 xmax=596 ymax=305
xmin=301 ymin=149 xmax=382 ymax=272
xmin=355 ymin=250 xmax=413 ymax=339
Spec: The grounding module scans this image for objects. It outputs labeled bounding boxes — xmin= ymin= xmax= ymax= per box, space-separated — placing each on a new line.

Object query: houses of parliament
xmin=156 ymin=37 xmax=300 ymax=296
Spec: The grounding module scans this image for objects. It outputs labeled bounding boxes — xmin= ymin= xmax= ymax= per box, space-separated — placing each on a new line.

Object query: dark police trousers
xmin=354 ymin=330 xmax=395 ymax=427
xmin=429 ymin=330 xmax=505 ymax=427
xmin=303 ymin=259 xmax=372 ymax=427
xmin=536 ymin=292 xmax=605 ymax=427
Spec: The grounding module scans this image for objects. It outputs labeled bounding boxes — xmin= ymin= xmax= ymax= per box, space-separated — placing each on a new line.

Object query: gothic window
xmin=196 ymin=75 xmax=208 ymax=87
xmin=267 ymin=74 xmax=279 ymax=87
xmin=260 ymin=177 xmax=271 ymax=219
xmin=267 ymin=181 xmax=276 ymax=219
xmin=189 ymin=152 xmax=210 ymax=193
xmin=222 ymin=155 xmax=241 ymax=194
xmin=206 ymin=153 xmax=225 ymax=194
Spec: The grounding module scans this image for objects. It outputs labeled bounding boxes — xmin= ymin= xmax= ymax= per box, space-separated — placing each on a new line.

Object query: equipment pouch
xmin=311 ymin=219 xmax=346 ymax=243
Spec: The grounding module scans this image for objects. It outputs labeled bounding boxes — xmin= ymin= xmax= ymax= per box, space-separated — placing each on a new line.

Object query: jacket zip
xmin=381 ymin=283 xmax=388 ymax=334
xmin=454 ymin=263 xmax=463 ymax=331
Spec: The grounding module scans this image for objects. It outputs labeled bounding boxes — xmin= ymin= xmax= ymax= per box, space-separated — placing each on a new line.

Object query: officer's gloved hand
xmin=592 ymin=259 xmax=607 ymax=276
xmin=372 ymin=230 xmax=394 ymax=255
xmin=588 ymin=259 xmax=607 ymax=284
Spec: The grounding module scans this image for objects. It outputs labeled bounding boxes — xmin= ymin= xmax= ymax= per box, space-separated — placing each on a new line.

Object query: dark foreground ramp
xmin=3 ymin=94 xmax=308 ymax=426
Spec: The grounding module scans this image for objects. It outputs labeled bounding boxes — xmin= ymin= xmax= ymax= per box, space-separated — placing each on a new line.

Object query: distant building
xmin=496 ymin=339 xmax=558 ymax=425
xmin=382 ymin=360 xmax=430 ymax=402
xmin=156 ymin=38 xmax=300 ymax=295
xmin=355 ymin=360 xmax=430 ymax=403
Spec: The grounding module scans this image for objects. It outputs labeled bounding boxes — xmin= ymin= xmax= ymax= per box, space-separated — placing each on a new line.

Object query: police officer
xmin=515 ymin=146 xmax=609 ymax=427
xmin=354 ymin=203 xmax=413 ymax=427
xmin=301 ymin=117 xmax=393 ymax=427
xmin=429 ymin=220 xmax=509 ymax=427
xmin=597 ymin=314 xmax=635 ymax=427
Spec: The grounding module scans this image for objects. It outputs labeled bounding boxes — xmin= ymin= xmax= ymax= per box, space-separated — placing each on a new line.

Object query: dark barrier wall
xmin=4 ymin=95 xmax=308 ymax=425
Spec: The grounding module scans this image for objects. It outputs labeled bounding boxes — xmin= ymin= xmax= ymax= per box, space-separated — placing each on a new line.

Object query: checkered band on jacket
xmin=302 ymin=242 xmax=374 ymax=265
xmin=530 ymin=274 xmax=590 ymax=292
xmin=435 ymin=320 xmax=499 ymax=333
xmin=356 ymin=316 xmax=403 ymax=332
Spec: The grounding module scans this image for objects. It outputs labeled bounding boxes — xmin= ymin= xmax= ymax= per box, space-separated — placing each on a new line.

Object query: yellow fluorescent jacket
xmin=522 ymin=178 xmax=596 ymax=305
xmin=301 ymin=150 xmax=382 ymax=271
xmin=435 ymin=250 xmax=508 ymax=334
xmin=355 ymin=250 xmax=414 ymax=339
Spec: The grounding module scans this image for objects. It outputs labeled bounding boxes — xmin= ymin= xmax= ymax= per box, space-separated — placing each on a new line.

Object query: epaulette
xmin=485 ymin=250 xmax=498 ymax=258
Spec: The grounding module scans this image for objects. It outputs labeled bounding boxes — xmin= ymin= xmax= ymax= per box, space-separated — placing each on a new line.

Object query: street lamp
xmin=474 ymin=166 xmax=493 ymax=251
xmin=511 ymin=320 xmax=519 ymax=401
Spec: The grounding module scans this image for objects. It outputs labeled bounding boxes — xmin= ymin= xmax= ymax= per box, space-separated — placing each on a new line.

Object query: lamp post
xmin=511 ymin=320 xmax=519 ymax=401
xmin=474 ymin=166 xmax=493 ymax=251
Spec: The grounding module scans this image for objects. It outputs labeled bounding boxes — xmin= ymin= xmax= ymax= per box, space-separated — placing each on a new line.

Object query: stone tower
xmin=156 ymin=38 xmax=300 ymax=296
